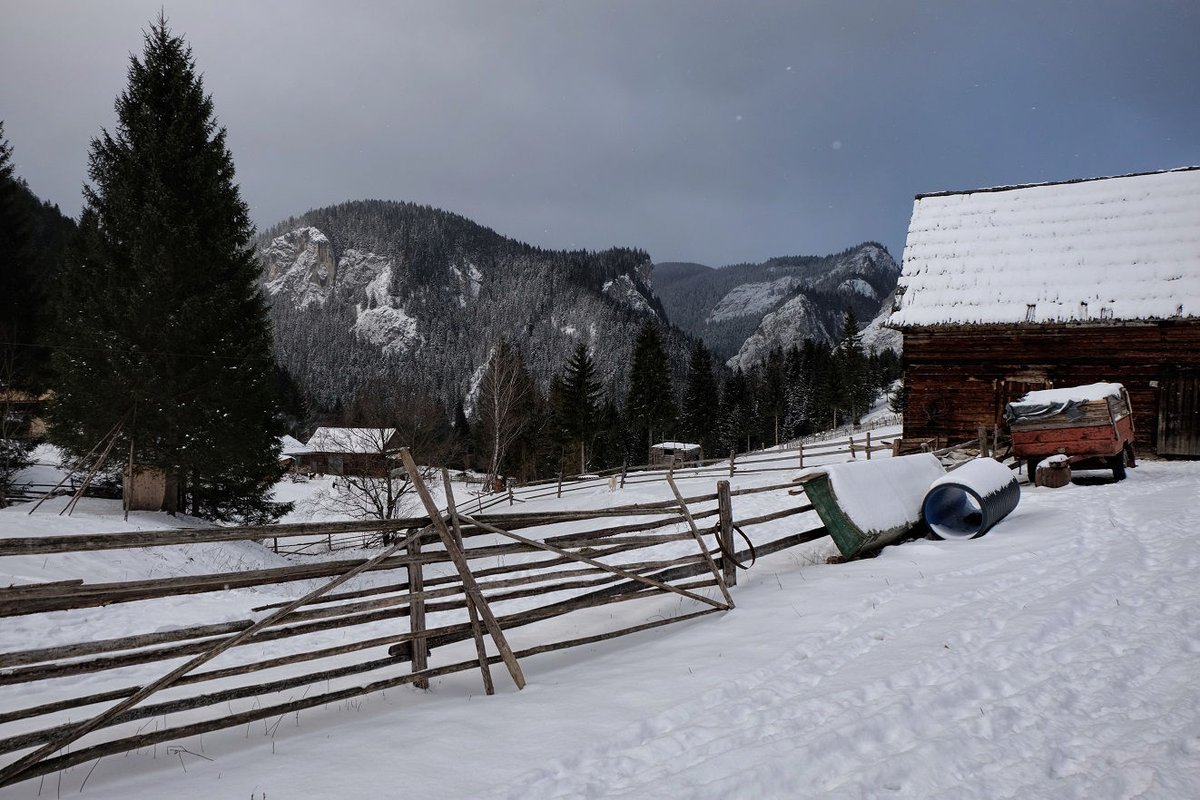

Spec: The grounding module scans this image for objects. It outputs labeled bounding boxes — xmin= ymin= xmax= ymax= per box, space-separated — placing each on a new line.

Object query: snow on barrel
xmin=922 ymin=457 xmax=1020 ymax=541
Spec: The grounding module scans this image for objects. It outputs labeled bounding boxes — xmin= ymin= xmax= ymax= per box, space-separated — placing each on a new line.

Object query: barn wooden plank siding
xmin=889 ymin=167 xmax=1200 ymax=458
xmin=901 ymin=322 xmax=1200 ymax=455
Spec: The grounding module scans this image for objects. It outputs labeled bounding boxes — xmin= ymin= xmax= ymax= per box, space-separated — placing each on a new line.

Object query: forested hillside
xmin=259 ymin=200 xmax=693 ymax=411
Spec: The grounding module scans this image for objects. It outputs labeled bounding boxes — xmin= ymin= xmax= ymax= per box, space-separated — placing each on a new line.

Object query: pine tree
xmin=717 ymin=368 xmax=751 ymax=454
xmin=48 ymin=17 xmax=287 ymax=523
xmin=680 ymin=339 xmax=719 ymax=457
xmin=0 ymin=123 xmax=37 ymax=505
xmin=624 ymin=321 xmax=676 ymax=460
xmin=557 ymin=343 xmax=601 ymax=472
xmin=0 ymin=122 xmax=35 ymax=366
xmin=836 ymin=309 xmax=871 ymax=424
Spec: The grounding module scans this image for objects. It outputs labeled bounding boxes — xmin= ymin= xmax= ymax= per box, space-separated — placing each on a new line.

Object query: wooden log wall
xmin=900 ymin=321 xmax=1200 ymax=455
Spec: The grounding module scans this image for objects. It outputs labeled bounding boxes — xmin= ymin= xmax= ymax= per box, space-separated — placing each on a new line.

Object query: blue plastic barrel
xmin=921 ymin=458 xmax=1020 ymax=540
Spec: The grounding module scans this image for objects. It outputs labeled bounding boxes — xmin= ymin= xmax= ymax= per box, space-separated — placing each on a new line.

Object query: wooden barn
xmin=887 ymin=167 xmax=1200 ymax=457
xmin=296 ymin=427 xmax=401 ymax=476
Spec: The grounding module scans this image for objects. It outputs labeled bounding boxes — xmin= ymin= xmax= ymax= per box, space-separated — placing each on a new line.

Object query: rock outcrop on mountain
xmin=258 ymin=200 xmax=690 ymax=408
xmin=653 ymin=243 xmax=901 ymax=368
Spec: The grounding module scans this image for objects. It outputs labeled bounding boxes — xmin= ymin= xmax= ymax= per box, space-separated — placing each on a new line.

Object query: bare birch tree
xmin=478 ymin=339 xmax=535 ymax=488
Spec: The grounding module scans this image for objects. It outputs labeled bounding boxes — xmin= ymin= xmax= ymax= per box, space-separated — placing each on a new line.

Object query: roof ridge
xmin=914 ymin=165 xmax=1200 ymax=200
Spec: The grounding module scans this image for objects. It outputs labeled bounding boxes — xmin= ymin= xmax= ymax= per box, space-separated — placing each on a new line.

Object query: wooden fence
xmin=0 ymin=452 xmax=830 ymax=789
xmin=501 ymin=431 xmax=898 ymax=505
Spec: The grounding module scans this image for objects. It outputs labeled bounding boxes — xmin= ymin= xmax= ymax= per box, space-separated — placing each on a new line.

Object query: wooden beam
xmin=399 ymin=449 xmax=525 ymax=690
xmin=442 ymin=468 xmax=494 ymax=696
xmin=666 ymin=475 xmax=734 ymax=608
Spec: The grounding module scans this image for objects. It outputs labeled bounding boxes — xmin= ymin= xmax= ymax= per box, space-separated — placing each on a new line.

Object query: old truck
xmin=1005 ymin=382 xmax=1136 ymax=482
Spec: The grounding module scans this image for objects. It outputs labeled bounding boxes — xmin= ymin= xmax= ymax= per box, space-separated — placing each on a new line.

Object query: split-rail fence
xmin=0 ymin=445 xmax=857 ymax=790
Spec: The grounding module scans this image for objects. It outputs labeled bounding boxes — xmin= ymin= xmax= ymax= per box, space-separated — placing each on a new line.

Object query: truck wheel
xmin=1110 ymin=451 xmax=1127 ymax=482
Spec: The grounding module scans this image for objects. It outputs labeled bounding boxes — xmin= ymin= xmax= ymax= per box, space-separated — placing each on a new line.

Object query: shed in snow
xmin=123 ymin=464 xmax=179 ymax=513
xmin=296 ymin=427 xmax=402 ymax=476
xmin=649 ymin=441 xmax=702 ymax=467
xmin=887 ymin=167 xmax=1200 ymax=457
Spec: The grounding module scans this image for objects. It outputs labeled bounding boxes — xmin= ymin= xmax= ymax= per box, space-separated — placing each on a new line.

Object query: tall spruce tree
xmin=557 ymin=343 xmax=601 ymax=473
xmin=49 ymin=17 xmax=287 ymax=523
xmin=680 ymin=339 xmax=719 ymax=458
xmin=836 ymin=309 xmax=872 ymax=423
xmin=624 ymin=321 xmax=676 ymax=460
xmin=0 ymin=123 xmax=37 ymax=505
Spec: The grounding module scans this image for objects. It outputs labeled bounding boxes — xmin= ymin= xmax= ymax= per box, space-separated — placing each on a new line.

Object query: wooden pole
xmin=619 ymin=462 xmax=628 ymax=489
xmin=441 ymin=469 xmax=495 ymax=696
xmin=665 ymin=475 xmax=734 ymax=608
xmin=978 ymin=425 xmax=989 ymax=458
xmin=729 ymin=449 xmax=736 ymax=477
xmin=0 ymin=524 xmax=428 ymax=788
xmin=405 ymin=527 xmax=428 ymax=689
xmin=62 ymin=422 xmax=124 ymax=517
xmin=798 ymin=441 xmax=804 ymax=469
xmin=848 ymin=435 xmax=856 ymax=460
xmin=717 ymin=480 xmax=736 ymax=588
xmin=27 ymin=413 xmax=127 ymax=515
xmin=865 ymin=431 xmax=872 ymax=460
xmin=399 ymin=449 xmax=525 ymax=690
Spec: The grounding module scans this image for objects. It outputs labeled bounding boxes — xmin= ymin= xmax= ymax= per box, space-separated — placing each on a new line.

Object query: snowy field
xmin=2 ymin=440 xmax=1199 ymax=799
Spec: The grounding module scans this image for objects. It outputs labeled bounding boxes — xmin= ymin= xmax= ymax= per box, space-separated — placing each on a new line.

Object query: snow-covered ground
xmin=2 ymin=443 xmax=1198 ymax=799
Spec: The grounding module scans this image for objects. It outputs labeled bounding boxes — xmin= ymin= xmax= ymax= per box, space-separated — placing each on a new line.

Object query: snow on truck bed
xmin=3 ymin=455 xmax=1200 ymax=798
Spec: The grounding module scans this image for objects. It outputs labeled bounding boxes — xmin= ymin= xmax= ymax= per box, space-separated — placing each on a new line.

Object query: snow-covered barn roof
xmin=888 ymin=167 xmax=1200 ymax=327
xmin=305 ymin=427 xmax=397 ymax=454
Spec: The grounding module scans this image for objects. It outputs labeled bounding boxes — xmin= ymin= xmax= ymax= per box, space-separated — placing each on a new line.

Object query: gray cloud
xmin=2 ymin=0 xmax=1197 ymax=266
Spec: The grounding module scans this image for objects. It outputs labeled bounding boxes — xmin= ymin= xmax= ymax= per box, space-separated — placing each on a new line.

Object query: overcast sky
xmin=2 ymin=1 xmax=1197 ymax=267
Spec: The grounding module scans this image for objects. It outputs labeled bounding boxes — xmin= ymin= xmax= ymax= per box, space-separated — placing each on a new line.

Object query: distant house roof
xmin=279 ymin=435 xmax=311 ymax=457
xmin=305 ymin=427 xmax=397 ymax=455
xmin=650 ymin=442 xmax=701 ymax=452
xmin=888 ymin=167 xmax=1200 ymax=327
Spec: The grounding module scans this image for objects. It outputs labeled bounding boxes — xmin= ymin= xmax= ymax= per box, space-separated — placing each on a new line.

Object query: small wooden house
xmin=888 ymin=167 xmax=1200 ymax=457
xmin=650 ymin=441 xmax=702 ymax=467
xmin=296 ymin=427 xmax=401 ymax=476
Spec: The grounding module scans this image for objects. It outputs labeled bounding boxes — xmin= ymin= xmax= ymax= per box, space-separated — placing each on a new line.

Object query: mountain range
xmin=653 ymin=243 xmax=902 ymax=369
xmin=257 ymin=201 xmax=901 ymax=409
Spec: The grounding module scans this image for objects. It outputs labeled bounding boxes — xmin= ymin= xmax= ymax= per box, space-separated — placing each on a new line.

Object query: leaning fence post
xmin=717 ymin=480 xmax=736 ymax=587
xmin=619 ymin=461 xmax=628 ymax=489
xmin=406 ymin=527 xmax=429 ymax=689
xmin=849 ymin=435 xmax=856 ymax=459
